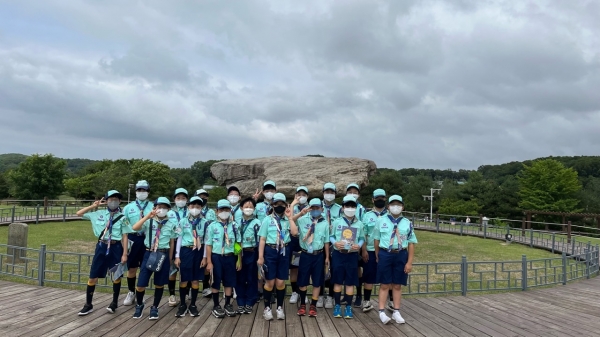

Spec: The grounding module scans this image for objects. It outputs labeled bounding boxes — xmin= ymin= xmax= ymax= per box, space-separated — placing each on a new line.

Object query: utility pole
xmin=423 ymin=188 xmax=441 ymax=222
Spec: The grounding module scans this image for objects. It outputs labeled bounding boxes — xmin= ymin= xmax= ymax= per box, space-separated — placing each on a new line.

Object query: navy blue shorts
xmin=236 ymin=249 xmax=259 ymax=306
xmin=264 ymin=245 xmax=291 ymax=281
xmin=297 ymin=251 xmax=325 ymax=288
xmin=90 ymin=241 xmax=123 ymax=279
xmin=377 ymin=249 xmax=409 ymax=285
xmin=179 ymin=247 xmax=204 ymax=283
xmin=127 ymin=233 xmax=146 ymax=269
xmin=138 ymin=250 xmax=171 ymax=287
xmin=331 ymin=250 xmax=359 ymax=286
xmin=362 ymin=251 xmax=378 ymax=284
xmin=211 ymin=253 xmax=237 ymax=288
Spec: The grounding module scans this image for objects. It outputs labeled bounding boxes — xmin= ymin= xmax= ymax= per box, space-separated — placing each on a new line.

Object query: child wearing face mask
xmin=290 ymin=198 xmax=330 ymax=317
xmin=255 ymin=180 xmax=276 ymax=221
xmin=234 ymin=197 xmax=262 ymax=314
xmin=373 ymin=195 xmax=417 ymax=325
xmin=121 ymin=180 xmax=154 ymax=307
xmin=257 ymin=193 xmax=297 ymax=321
xmin=226 ymin=186 xmax=243 ymax=222
xmin=167 ymin=188 xmax=189 ymax=307
xmin=195 ymin=188 xmax=217 ymax=297
xmin=130 ymin=197 xmax=179 ymax=321
xmin=329 ymin=196 xmax=365 ymax=320
xmin=345 ymin=183 xmax=366 ymax=308
xmin=288 ymin=186 xmax=309 ymax=305
xmin=359 ymin=188 xmax=387 ymax=313
xmin=205 ymin=200 xmax=242 ymax=318
xmin=173 ymin=196 xmax=207 ymax=318
xmin=75 ymin=190 xmax=131 ymax=316
xmin=318 ymin=182 xmax=341 ymax=309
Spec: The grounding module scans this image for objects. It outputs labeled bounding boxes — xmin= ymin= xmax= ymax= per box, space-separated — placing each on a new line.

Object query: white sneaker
xmin=263 ymin=307 xmax=273 ymax=321
xmin=380 ymin=311 xmax=391 ymax=324
xmin=392 ymin=311 xmax=405 ymax=324
xmin=123 ymin=291 xmax=135 ymax=306
xmin=289 ymin=292 xmax=299 ymax=304
xmin=324 ymin=297 xmax=334 ymax=309
xmin=316 ymin=296 xmax=324 ymax=308
xmin=168 ymin=295 xmax=178 ymax=307
xmin=233 ymin=288 xmax=237 ymax=299
xmin=276 ymin=306 xmax=285 ymax=320
xmin=202 ymin=289 xmax=212 ymax=297
xmin=362 ymin=300 xmax=373 ymax=312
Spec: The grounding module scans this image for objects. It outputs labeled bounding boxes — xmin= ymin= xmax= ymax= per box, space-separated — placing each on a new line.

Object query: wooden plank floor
xmin=2 ymin=277 xmax=600 ymax=336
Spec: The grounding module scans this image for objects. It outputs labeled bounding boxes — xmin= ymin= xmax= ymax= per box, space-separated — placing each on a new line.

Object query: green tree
xmin=8 ymin=154 xmax=66 ymax=200
xmin=190 ymin=160 xmax=222 ymax=186
xmin=360 ymin=169 xmax=404 ymax=206
xmin=0 ymin=172 xmax=10 ymax=198
xmin=517 ymin=159 xmax=582 ymax=213
xmin=131 ymin=160 xmax=175 ymax=198
xmin=403 ymin=175 xmax=436 ymax=213
xmin=438 ymin=199 xmax=481 ymax=215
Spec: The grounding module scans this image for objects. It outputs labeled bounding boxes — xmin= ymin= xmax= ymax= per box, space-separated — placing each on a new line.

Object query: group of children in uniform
xmin=75 ymin=179 xmax=417 ymax=325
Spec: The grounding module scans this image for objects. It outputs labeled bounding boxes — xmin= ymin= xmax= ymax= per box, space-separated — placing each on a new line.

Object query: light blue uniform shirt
xmin=82 ymin=209 xmax=132 ymax=241
xmin=293 ymin=203 xmax=309 ymax=215
xmin=141 ymin=216 xmax=179 ymax=249
xmin=236 ymin=216 xmax=262 ymax=248
xmin=362 ymin=208 xmax=388 ymax=252
xmin=296 ymin=215 xmax=329 ymax=251
xmin=322 ymin=202 xmax=342 ymax=229
xmin=255 ymin=201 xmax=272 ymax=222
xmin=170 ymin=206 xmax=188 ymax=223
xmin=123 ymin=200 xmax=154 ymax=234
xmin=330 ymin=216 xmax=364 ymax=252
xmin=231 ymin=204 xmax=243 ymax=223
xmin=177 ymin=216 xmax=205 ymax=247
xmin=373 ymin=215 xmax=418 ymax=250
xmin=259 ymin=214 xmax=291 ymax=245
xmin=205 ymin=220 xmax=241 ymax=255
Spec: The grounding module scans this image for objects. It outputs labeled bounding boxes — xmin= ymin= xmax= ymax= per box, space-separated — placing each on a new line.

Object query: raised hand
xmin=284 ymin=205 xmax=293 ymax=218
xmin=252 ymin=188 xmax=261 ymax=201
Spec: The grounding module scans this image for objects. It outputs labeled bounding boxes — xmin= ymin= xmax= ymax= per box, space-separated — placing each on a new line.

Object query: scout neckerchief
xmin=231 ymin=204 xmax=240 ymax=222
xmin=387 ymin=214 xmax=404 ymax=250
xmin=201 ymin=205 xmax=209 ymax=218
xmin=103 ymin=208 xmax=121 ymax=256
xmin=323 ymin=202 xmax=334 ymax=229
xmin=303 ymin=217 xmax=324 ymax=253
xmin=136 ymin=200 xmax=149 ymax=217
xmin=241 ymin=216 xmax=255 ymax=246
xmin=271 ymin=213 xmax=286 ymax=255
xmin=372 ymin=208 xmax=387 ymax=217
xmin=219 ymin=220 xmax=236 ymax=254
xmin=190 ymin=215 xmax=202 ymax=250
xmin=174 ymin=207 xmax=187 ymax=222
xmin=263 ymin=201 xmax=272 ymax=215
xmin=295 ymin=203 xmax=308 ymax=215
xmin=151 ymin=217 xmax=169 ymax=252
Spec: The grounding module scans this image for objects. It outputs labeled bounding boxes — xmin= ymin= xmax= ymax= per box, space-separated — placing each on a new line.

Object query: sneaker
xmin=244 ymin=305 xmax=253 ymax=314
xmin=308 ymin=305 xmax=318 ymax=317
xmin=353 ymin=295 xmax=362 ymax=308
xmin=333 ymin=304 xmax=342 ymax=318
xmin=276 ymin=306 xmax=285 ymax=320
xmin=188 ymin=305 xmax=200 ymax=317
xmin=106 ymin=301 xmax=117 ymax=314
xmin=362 ymin=300 xmax=373 ymax=312
xmin=290 ymin=292 xmax=299 ymax=304
xmin=168 ymin=295 xmax=179 ymax=307
xmin=237 ymin=305 xmax=245 ymax=315
xmin=123 ymin=291 xmax=135 ymax=306
xmin=175 ymin=304 xmax=188 ymax=318
xmin=263 ymin=307 xmax=273 ymax=321
xmin=149 ymin=306 xmax=159 ymax=320
xmin=316 ymin=296 xmax=324 ymax=308
xmin=78 ymin=304 xmax=93 ymax=316
xmin=202 ymin=288 xmax=212 ymax=298
xmin=224 ymin=304 xmax=236 ymax=317
xmin=344 ymin=305 xmax=353 ymax=319
xmin=379 ymin=311 xmax=391 ymax=324
xmin=297 ymin=304 xmax=306 ymax=316
xmin=133 ymin=304 xmax=144 ymax=319
xmin=212 ymin=305 xmax=226 ymax=318
xmin=386 ymin=300 xmax=394 ymax=312
xmin=392 ymin=311 xmax=406 ymax=324
xmin=324 ymin=297 xmax=334 ymax=309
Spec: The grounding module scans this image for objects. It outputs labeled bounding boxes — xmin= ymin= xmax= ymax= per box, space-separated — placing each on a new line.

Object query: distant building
xmin=202 ymin=185 xmax=215 ymax=190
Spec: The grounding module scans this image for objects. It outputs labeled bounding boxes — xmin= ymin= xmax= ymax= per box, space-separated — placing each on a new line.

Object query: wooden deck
xmin=2 ymin=277 xmax=600 ymax=337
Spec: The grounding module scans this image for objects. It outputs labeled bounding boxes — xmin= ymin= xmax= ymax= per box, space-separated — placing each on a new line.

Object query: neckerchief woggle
xmin=304 ymin=217 xmax=323 ymax=253
xmin=103 ymin=208 xmax=120 ymax=256
xmin=272 ymin=214 xmax=286 ymax=256
xmin=387 ymin=214 xmax=403 ymax=250
xmin=136 ymin=200 xmax=148 ymax=217
xmin=152 ymin=218 xmax=168 ymax=252
xmin=220 ymin=220 xmax=231 ymax=254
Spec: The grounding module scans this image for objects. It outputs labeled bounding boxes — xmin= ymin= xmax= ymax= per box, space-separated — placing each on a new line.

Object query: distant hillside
xmin=0 ymin=153 xmax=99 ymax=174
xmin=477 ymin=156 xmax=600 ymax=182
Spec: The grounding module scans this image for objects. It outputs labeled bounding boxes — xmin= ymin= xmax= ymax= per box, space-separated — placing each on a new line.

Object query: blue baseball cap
xmin=173 ymin=188 xmax=188 ymax=198
xmin=195 ymin=189 xmax=209 ymax=196
xmin=346 ymin=183 xmax=360 ymax=191
xmin=296 ymin=186 xmax=309 ymax=194
xmin=217 ymin=199 xmax=232 ymax=209
xmin=155 ymin=197 xmax=171 ymax=207
xmin=309 ymin=198 xmax=322 ymax=207
xmin=389 ymin=195 xmax=404 ymax=204
xmin=322 ymin=182 xmax=336 ymax=192
xmin=273 ymin=193 xmax=287 ymax=204
xmin=189 ymin=196 xmax=204 ymax=205
xmin=105 ymin=190 xmax=123 ymax=199
xmin=263 ymin=180 xmax=276 ymax=189
xmin=135 ymin=180 xmax=150 ymax=191
xmin=342 ymin=195 xmax=358 ymax=206
xmin=373 ymin=189 xmax=386 ymax=198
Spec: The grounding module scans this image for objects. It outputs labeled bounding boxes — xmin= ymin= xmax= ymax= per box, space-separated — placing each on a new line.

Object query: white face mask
xmin=347 ymin=193 xmax=359 ymax=201
xmin=175 ymin=200 xmax=187 ymax=208
xmin=107 ymin=201 xmax=120 ymax=210
xmin=136 ymin=192 xmax=148 ymax=201
xmin=344 ymin=208 xmax=356 ymax=217
xmin=156 ymin=208 xmax=169 ymax=218
xmin=389 ymin=205 xmax=403 ymax=215
xmin=227 ymin=195 xmax=240 ymax=204
xmin=189 ymin=208 xmax=201 ymax=217
xmin=218 ymin=211 xmax=231 ymax=220
xmin=264 ymin=192 xmax=274 ymax=200
xmin=298 ymin=196 xmax=308 ymax=204
xmin=243 ymin=208 xmax=254 ymax=216
xmin=324 ymin=193 xmax=336 ymax=202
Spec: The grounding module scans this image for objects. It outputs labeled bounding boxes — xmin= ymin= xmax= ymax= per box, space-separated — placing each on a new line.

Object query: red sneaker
xmin=297 ymin=304 xmax=306 ymax=316
xmin=309 ymin=305 xmax=317 ymax=317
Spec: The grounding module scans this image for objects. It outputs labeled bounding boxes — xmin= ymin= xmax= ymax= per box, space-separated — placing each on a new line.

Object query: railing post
xmin=36 ymin=204 xmax=40 ymax=224
xmin=461 ymin=256 xmax=467 ymax=296
xmin=483 ymin=221 xmax=487 ymax=239
xmin=412 ymin=213 xmax=416 ymax=226
xmin=63 ymin=204 xmax=67 ymax=222
xmin=460 ymin=221 xmax=464 ymax=236
xmin=38 ymin=244 xmax=46 ymax=286
xmin=586 ymin=242 xmax=591 ymax=279
xmin=567 ymin=221 xmax=572 ymax=243
xmin=11 ymin=205 xmax=15 ymax=223
xmin=435 ymin=212 xmax=439 ymax=232
xmin=562 ymin=252 xmax=567 ymax=285
xmin=521 ymin=255 xmax=527 ymax=291
xmin=596 ymin=244 xmax=600 ymax=275
xmin=551 ymin=233 xmax=555 ymax=254
xmin=529 ymin=228 xmax=533 ymax=248
xmin=572 ymin=238 xmax=576 ymax=255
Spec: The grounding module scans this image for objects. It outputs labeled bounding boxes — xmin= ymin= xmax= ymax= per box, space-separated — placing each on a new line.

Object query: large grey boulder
xmin=210 ymin=156 xmax=377 ymax=198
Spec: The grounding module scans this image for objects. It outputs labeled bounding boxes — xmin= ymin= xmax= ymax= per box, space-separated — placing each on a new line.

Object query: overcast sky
xmin=0 ymin=0 xmax=598 ymax=170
